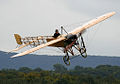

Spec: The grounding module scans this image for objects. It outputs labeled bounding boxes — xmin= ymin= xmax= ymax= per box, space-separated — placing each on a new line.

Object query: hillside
xmin=0 ymin=51 xmax=120 ymax=70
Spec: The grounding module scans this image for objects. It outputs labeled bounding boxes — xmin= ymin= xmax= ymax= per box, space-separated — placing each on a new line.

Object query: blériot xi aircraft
xmin=10 ymin=12 xmax=115 ymax=65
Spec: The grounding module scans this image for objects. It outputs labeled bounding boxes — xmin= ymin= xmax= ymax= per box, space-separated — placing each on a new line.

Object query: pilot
xmin=53 ymin=29 xmax=60 ymax=38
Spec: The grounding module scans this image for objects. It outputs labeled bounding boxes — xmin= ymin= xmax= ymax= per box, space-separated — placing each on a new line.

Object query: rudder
xmin=14 ymin=34 xmax=22 ymax=45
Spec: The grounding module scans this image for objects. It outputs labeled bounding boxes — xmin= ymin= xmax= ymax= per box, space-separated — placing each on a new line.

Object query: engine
xmin=65 ymin=34 xmax=77 ymax=40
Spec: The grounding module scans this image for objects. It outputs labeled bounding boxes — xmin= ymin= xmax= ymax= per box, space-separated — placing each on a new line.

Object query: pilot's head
xmin=55 ymin=29 xmax=59 ymax=33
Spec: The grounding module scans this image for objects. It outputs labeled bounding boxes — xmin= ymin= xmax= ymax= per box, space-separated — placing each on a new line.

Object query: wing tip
xmin=10 ymin=55 xmax=18 ymax=58
xmin=111 ymin=11 xmax=116 ymax=15
xmin=10 ymin=53 xmax=23 ymax=58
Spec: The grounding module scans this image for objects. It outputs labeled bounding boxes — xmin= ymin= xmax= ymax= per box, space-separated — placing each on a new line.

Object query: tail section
xmin=14 ymin=34 xmax=22 ymax=45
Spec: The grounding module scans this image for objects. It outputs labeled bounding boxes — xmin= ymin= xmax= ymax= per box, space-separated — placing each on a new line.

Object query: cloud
xmin=64 ymin=0 xmax=120 ymax=16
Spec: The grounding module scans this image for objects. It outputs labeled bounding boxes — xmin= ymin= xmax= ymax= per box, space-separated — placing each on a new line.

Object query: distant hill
xmin=0 ymin=50 xmax=120 ymax=70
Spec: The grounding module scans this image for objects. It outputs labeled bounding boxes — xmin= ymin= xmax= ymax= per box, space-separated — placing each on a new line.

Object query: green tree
xmin=74 ymin=66 xmax=83 ymax=71
xmin=18 ymin=67 xmax=32 ymax=73
xmin=53 ymin=64 xmax=67 ymax=73
xmin=34 ymin=67 xmax=42 ymax=72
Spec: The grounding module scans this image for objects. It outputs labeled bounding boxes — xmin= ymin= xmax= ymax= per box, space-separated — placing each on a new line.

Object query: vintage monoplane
xmin=11 ymin=12 xmax=115 ymax=65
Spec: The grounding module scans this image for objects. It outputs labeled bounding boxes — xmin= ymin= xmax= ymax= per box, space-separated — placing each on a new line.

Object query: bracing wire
xmin=63 ymin=18 xmax=92 ymax=28
xmin=86 ymin=23 xmax=102 ymax=50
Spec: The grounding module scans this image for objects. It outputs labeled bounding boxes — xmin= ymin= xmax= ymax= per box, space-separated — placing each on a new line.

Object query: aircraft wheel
xmin=63 ymin=56 xmax=70 ymax=66
xmin=80 ymin=48 xmax=87 ymax=58
xmin=81 ymin=52 xmax=87 ymax=58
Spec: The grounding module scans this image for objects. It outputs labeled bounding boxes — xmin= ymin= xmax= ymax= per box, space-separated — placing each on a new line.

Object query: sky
xmin=0 ymin=0 xmax=120 ymax=56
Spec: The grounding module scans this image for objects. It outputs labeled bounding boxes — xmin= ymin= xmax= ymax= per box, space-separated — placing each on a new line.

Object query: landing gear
xmin=63 ymin=38 xmax=76 ymax=66
xmin=60 ymin=28 xmax=87 ymax=65
xmin=80 ymin=48 xmax=87 ymax=58
xmin=79 ymin=33 xmax=87 ymax=58
xmin=62 ymin=33 xmax=88 ymax=65
xmin=63 ymin=53 xmax=70 ymax=66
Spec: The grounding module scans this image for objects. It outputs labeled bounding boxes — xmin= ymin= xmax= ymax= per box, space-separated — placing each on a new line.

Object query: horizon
xmin=1 ymin=50 xmax=120 ymax=57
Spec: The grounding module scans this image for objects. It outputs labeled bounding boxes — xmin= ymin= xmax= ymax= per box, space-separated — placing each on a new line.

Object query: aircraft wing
xmin=69 ymin=12 xmax=116 ymax=35
xmin=11 ymin=36 xmax=66 ymax=58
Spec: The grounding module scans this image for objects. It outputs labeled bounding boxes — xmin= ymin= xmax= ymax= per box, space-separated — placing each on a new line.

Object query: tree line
xmin=0 ymin=64 xmax=120 ymax=84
